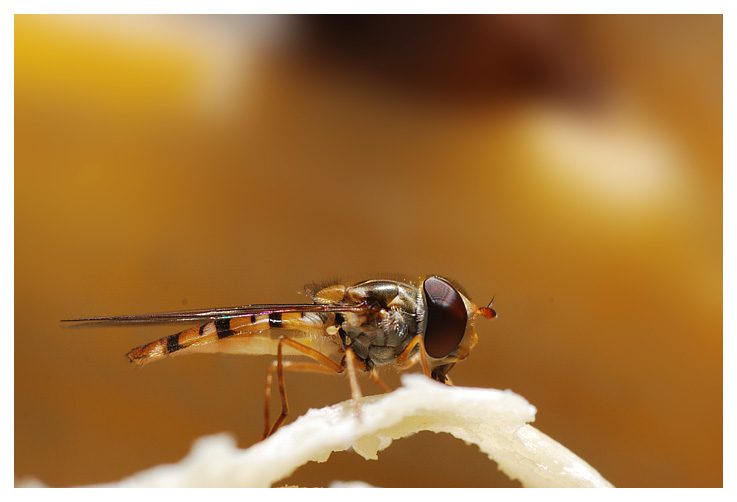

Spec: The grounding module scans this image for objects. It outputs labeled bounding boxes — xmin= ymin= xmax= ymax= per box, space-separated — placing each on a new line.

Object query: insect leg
xmin=263 ymin=360 xmax=335 ymax=439
xmin=343 ymin=347 xmax=364 ymax=420
xmin=396 ymin=352 xmax=421 ymax=370
xmin=395 ymin=334 xmax=431 ymax=377
xmin=263 ymin=337 xmax=344 ymax=439
xmin=369 ymin=368 xmax=392 ymax=393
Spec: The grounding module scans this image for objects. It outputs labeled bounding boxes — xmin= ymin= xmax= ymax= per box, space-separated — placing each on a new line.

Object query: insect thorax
xmin=337 ymin=280 xmax=420 ymax=367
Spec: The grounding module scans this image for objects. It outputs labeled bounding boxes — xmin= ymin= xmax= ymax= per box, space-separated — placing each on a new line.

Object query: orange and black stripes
xmin=269 ymin=312 xmax=282 ymax=328
xmin=215 ymin=318 xmax=233 ymax=339
xmin=166 ymin=333 xmax=181 ymax=354
xmin=126 ymin=311 xmax=324 ymax=365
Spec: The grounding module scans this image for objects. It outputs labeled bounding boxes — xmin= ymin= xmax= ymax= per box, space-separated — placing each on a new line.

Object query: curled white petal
xmin=107 ymin=375 xmax=612 ymax=488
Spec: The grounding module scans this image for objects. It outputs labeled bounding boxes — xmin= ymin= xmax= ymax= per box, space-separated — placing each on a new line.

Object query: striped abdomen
xmin=126 ymin=312 xmax=332 ymax=365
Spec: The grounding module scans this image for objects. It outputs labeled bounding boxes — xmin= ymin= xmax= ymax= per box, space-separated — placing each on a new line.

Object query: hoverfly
xmin=64 ymin=276 xmax=497 ymax=438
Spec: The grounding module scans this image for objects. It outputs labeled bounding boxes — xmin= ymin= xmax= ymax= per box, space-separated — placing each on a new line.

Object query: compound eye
xmin=422 ymin=277 xmax=468 ymax=358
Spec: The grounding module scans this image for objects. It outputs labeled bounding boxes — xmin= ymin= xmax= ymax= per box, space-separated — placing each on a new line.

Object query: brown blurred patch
xmin=290 ymin=15 xmax=604 ymax=108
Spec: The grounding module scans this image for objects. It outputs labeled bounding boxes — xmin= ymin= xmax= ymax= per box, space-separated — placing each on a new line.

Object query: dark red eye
xmin=422 ymin=277 xmax=468 ymax=358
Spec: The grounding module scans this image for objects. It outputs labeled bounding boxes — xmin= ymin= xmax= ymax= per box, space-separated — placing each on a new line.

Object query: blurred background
xmin=15 ymin=15 xmax=722 ymax=487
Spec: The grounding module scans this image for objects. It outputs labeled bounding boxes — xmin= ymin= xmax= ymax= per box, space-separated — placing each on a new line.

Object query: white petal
xmin=107 ymin=375 xmax=612 ymax=488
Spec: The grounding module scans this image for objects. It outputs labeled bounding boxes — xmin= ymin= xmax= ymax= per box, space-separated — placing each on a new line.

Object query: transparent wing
xmin=62 ymin=302 xmax=374 ymax=327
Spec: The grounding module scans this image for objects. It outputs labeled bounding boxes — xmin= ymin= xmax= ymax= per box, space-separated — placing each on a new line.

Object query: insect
xmin=63 ymin=276 xmax=497 ymax=438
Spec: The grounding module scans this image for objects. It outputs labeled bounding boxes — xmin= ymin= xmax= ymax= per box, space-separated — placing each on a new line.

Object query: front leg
xmin=395 ymin=334 xmax=431 ymax=377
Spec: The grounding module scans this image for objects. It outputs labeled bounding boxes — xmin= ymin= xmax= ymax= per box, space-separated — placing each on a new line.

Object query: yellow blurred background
xmin=15 ymin=15 xmax=722 ymax=487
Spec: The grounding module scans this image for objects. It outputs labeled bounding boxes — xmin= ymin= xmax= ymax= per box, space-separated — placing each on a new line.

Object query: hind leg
xmin=263 ymin=338 xmax=365 ymax=439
